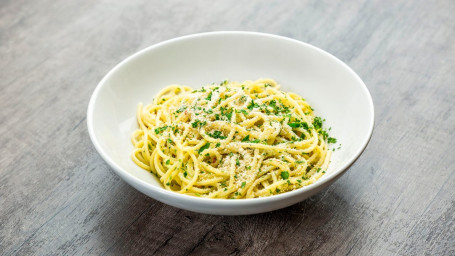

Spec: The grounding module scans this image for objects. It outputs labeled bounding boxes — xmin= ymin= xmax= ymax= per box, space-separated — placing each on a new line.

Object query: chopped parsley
xmin=241 ymin=181 xmax=246 ymax=188
xmin=247 ymin=100 xmax=259 ymax=110
xmin=239 ymin=109 xmax=249 ymax=116
xmin=288 ymin=122 xmax=309 ymax=130
xmin=291 ymin=136 xmax=301 ymax=142
xmin=220 ymin=107 xmax=233 ymax=121
xmin=206 ymin=91 xmax=212 ymax=101
xmin=191 ymin=119 xmax=206 ymax=128
xmin=269 ymin=100 xmax=278 ymax=109
xmin=198 ymin=143 xmax=210 ymax=154
xmin=192 ymin=120 xmax=200 ymax=128
xmin=320 ymin=130 xmax=329 ymax=139
xmin=241 ymin=135 xmax=250 ymax=142
xmin=203 ymin=108 xmax=213 ymax=114
xmin=208 ymin=130 xmax=227 ymax=139
xmin=154 ymin=126 xmax=168 ymax=134
xmin=313 ymin=117 xmax=323 ymax=131
xmin=225 ymin=111 xmax=233 ymax=121
xmin=176 ymin=106 xmax=187 ymax=113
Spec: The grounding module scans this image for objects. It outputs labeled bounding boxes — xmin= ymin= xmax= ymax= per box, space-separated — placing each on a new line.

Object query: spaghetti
xmin=131 ymin=79 xmax=335 ymax=199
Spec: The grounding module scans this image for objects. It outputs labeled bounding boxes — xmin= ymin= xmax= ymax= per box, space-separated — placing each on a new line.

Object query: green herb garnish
xmin=154 ymin=126 xmax=168 ymax=134
xmin=198 ymin=143 xmax=210 ymax=154
xmin=313 ymin=117 xmax=323 ymax=130
xmin=288 ymin=122 xmax=309 ymax=130
xmin=208 ymin=130 xmax=227 ymax=139
xmin=192 ymin=120 xmax=200 ymax=128
xmin=240 ymin=109 xmax=248 ymax=116
xmin=176 ymin=106 xmax=187 ymax=113
xmin=206 ymin=91 xmax=212 ymax=101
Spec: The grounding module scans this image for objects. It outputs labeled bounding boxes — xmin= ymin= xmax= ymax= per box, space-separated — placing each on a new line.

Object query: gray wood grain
xmin=1 ymin=0 xmax=454 ymax=255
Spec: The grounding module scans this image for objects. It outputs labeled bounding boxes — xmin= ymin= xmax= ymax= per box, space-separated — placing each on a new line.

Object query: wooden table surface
xmin=1 ymin=0 xmax=454 ymax=255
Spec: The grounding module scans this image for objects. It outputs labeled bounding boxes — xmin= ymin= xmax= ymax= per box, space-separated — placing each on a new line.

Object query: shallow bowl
xmin=87 ymin=31 xmax=374 ymax=215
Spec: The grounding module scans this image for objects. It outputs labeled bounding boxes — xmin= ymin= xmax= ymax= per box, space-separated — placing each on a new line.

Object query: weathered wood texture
xmin=1 ymin=0 xmax=454 ymax=255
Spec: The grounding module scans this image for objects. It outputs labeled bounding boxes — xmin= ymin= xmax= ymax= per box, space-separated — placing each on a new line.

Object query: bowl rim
xmin=87 ymin=31 xmax=375 ymax=205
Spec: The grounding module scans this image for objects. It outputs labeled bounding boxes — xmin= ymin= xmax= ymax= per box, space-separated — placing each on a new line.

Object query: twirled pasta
xmin=131 ymin=79 xmax=335 ymax=199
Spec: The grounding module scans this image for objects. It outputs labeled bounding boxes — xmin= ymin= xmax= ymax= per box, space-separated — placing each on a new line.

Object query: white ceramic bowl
xmin=87 ymin=31 xmax=374 ymax=215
